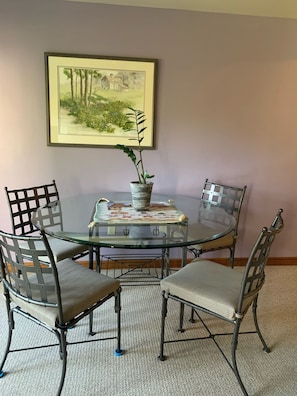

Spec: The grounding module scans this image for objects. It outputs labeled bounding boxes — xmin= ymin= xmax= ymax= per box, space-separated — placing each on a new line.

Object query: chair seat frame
xmin=0 ymin=231 xmax=123 ymax=395
xmin=159 ymin=209 xmax=284 ymax=396
xmin=159 ymin=292 xmax=268 ymax=396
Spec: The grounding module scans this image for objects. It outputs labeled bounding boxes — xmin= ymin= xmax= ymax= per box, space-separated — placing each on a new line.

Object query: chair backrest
xmin=0 ymin=230 xmax=62 ymax=312
xmin=238 ymin=208 xmax=284 ymax=314
xmin=31 ymin=200 xmax=65 ymax=235
xmin=5 ymin=180 xmax=62 ymax=236
xmin=200 ymin=178 xmax=247 ymax=234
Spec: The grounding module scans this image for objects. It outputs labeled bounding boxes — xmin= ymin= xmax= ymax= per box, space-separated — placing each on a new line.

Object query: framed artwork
xmin=45 ymin=53 xmax=157 ymax=148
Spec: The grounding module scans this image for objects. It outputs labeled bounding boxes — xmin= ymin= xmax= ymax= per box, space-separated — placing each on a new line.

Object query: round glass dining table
xmin=32 ymin=191 xmax=236 ymax=252
xmin=32 ymin=192 xmax=236 ymax=279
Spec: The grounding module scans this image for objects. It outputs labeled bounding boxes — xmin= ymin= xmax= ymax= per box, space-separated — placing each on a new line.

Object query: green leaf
xmin=114 ymin=144 xmax=136 ymax=164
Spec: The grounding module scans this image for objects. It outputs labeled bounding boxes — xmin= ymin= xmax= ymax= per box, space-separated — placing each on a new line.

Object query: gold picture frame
xmin=45 ymin=53 xmax=157 ymax=148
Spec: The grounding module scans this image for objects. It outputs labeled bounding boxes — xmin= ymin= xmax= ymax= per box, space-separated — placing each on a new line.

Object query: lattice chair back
xmin=238 ymin=208 xmax=284 ymax=315
xmin=0 ymin=231 xmax=62 ymax=319
xmin=4 ymin=181 xmax=90 ymax=264
xmin=200 ymin=178 xmax=246 ymax=234
xmin=31 ymin=201 xmax=64 ymax=235
xmin=188 ymin=178 xmax=247 ymax=267
xmin=5 ymin=180 xmax=61 ymax=236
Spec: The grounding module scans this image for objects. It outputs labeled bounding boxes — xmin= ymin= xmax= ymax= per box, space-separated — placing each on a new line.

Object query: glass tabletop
xmin=32 ymin=192 xmax=236 ymax=249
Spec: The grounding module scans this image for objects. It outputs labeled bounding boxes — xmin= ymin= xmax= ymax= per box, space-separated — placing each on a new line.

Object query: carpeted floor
xmin=0 ymin=266 xmax=296 ymax=396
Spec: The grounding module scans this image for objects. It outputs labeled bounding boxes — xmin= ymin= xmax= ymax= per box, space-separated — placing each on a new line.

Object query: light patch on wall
xmin=64 ymin=0 xmax=297 ymax=20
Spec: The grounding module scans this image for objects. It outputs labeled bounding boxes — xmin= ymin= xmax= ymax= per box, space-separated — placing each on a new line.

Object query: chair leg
xmin=57 ymin=329 xmax=68 ymax=396
xmin=252 ymin=298 xmax=270 ymax=352
xmin=88 ymin=247 xmax=94 ymax=270
xmin=190 ymin=307 xmax=196 ymax=323
xmin=163 ymin=248 xmax=170 ymax=278
xmin=178 ymin=302 xmax=185 ymax=332
xmin=231 ymin=319 xmax=249 ymax=396
xmin=158 ymin=291 xmax=168 ymax=361
xmin=95 ymin=246 xmax=101 ymax=273
xmin=229 ymin=246 xmax=235 ymax=268
xmin=0 ymin=290 xmax=15 ymax=378
xmin=89 ymin=312 xmax=95 ymax=336
xmin=188 ymin=250 xmax=200 ymax=322
xmin=160 ymin=248 xmax=165 ymax=279
xmin=0 ymin=314 xmax=14 ymax=378
xmin=114 ymin=291 xmax=123 ymax=356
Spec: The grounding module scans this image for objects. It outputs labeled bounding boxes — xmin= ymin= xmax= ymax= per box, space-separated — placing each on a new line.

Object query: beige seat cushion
xmin=45 ymin=237 xmax=89 ymax=262
xmin=161 ymin=259 xmax=252 ymax=321
xmin=190 ymin=233 xmax=234 ymax=252
xmin=20 ymin=237 xmax=89 ymax=263
xmin=11 ymin=260 xmax=120 ymax=328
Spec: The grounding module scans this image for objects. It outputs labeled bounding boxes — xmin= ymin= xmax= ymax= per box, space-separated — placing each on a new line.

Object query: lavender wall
xmin=1 ymin=0 xmax=296 ymax=258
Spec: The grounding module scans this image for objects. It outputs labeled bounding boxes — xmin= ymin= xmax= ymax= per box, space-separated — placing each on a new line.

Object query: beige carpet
xmin=0 ymin=266 xmax=296 ymax=396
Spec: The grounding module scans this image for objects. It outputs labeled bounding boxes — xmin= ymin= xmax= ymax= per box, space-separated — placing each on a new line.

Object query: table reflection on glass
xmin=32 ymin=192 xmax=235 ymax=281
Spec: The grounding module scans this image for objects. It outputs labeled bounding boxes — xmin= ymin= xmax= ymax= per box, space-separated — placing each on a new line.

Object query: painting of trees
xmin=46 ymin=54 xmax=156 ymax=147
xmin=59 ymin=67 xmax=141 ymax=134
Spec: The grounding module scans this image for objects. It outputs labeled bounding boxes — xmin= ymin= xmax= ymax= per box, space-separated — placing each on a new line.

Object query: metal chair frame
xmin=159 ymin=209 xmax=284 ymax=396
xmin=188 ymin=178 xmax=247 ymax=267
xmin=0 ymin=230 xmax=123 ymax=395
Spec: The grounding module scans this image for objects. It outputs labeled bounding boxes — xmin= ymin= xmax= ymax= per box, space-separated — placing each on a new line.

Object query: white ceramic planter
xmin=130 ymin=182 xmax=153 ymax=210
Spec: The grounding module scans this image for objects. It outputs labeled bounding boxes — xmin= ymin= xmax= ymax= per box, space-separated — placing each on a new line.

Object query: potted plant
xmin=115 ymin=107 xmax=154 ymax=210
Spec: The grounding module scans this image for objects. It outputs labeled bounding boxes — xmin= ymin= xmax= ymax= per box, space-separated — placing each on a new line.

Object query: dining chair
xmin=158 ymin=208 xmax=284 ymax=396
xmin=4 ymin=180 xmax=91 ymax=265
xmin=0 ymin=229 xmax=123 ymax=395
xmin=188 ymin=178 xmax=247 ymax=268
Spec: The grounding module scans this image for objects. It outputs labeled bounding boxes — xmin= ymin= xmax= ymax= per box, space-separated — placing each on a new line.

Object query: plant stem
xmin=135 ymin=114 xmax=146 ymax=184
